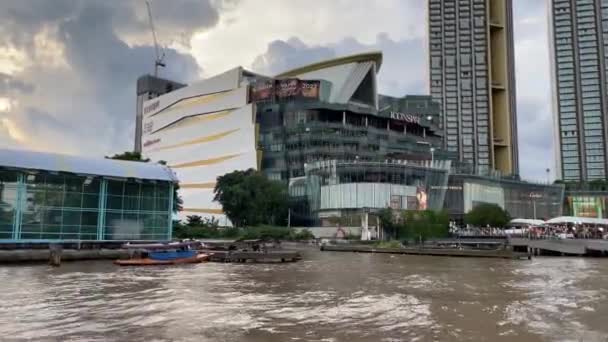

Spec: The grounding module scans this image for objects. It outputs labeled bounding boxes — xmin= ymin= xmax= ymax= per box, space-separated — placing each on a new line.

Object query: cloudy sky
xmin=0 ymin=0 xmax=553 ymax=181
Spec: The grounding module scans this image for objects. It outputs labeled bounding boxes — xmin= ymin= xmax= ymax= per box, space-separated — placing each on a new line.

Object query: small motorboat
xmin=114 ymin=241 xmax=210 ymax=266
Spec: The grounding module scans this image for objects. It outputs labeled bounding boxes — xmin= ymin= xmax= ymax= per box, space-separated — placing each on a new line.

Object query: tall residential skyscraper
xmin=428 ymin=0 xmax=519 ymax=175
xmin=549 ymin=0 xmax=608 ymax=181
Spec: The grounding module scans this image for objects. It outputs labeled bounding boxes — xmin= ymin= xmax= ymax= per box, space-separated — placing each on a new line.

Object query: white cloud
xmin=248 ymin=34 xmax=426 ymax=96
xmin=190 ymin=0 xmax=425 ymax=77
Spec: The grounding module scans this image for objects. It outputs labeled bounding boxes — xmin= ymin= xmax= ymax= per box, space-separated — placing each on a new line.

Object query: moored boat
xmin=114 ymin=241 xmax=210 ymax=266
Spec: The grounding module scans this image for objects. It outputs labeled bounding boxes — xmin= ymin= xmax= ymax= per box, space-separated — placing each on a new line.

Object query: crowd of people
xmin=450 ymin=224 xmax=608 ymax=240
xmin=527 ymin=225 xmax=606 ymax=240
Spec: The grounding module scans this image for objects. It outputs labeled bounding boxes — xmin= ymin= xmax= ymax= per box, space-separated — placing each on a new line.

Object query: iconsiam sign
xmin=389 ymin=111 xmax=420 ymax=124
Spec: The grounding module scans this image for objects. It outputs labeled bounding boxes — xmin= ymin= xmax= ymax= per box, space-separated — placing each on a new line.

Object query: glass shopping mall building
xmin=0 ymin=149 xmax=177 ymax=242
xmin=136 ymin=51 xmax=565 ymax=227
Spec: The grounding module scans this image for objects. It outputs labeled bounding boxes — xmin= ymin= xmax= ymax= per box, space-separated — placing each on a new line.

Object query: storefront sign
xmin=143 ymin=138 xmax=161 ymax=148
xmin=430 ymin=185 xmax=463 ymax=191
xmin=143 ymin=100 xmax=160 ymax=115
xmin=143 ymin=121 xmax=154 ymax=134
xmin=390 ymin=111 xmax=420 ymax=124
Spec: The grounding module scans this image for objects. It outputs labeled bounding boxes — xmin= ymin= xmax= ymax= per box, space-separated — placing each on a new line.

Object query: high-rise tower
xmin=549 ymin=0 xmax=608 ymax=181
xmin=428 ymin=0 xmax=519 ymax=175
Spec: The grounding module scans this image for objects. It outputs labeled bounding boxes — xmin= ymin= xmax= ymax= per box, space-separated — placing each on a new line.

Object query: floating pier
xmin=0 ymin=249 xmax=131 ymax=263
xmin=320 ymin=245 xmax=529 ymax=259
xmin=205 ymin=250 xmax=301 ymax=263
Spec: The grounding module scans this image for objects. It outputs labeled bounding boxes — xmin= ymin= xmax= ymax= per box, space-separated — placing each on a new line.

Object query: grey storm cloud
xmin=0 ymin=0 xmax=222 ymax=50
xmin=57 ymin=2 xmax=201 ymax=117
xmin=250 ymin=33 xmax=427 ymax=96
xmin=0 ymin=0 xmax=226 ymax=155
xmin=0 ymin=73 xmax=34 ymax=94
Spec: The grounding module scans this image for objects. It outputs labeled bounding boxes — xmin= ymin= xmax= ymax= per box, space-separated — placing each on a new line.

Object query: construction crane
xmin=146 ymin=0 xmax=165 ymax=76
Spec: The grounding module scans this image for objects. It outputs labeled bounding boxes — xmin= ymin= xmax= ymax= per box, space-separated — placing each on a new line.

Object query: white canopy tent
xmin=509 ymin=218 xmax=546 ymax=226
xmin=545 ymin=216 xmax=608 ymax=226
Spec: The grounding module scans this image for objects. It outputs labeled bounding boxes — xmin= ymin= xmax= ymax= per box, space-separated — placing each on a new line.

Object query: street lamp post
xmin=430 ymin=147 xmax=435 ymax=162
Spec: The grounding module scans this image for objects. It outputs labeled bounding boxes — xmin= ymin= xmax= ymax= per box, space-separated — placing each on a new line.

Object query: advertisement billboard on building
xmin=250 ymin=80 xmax=274 ymax=102
xmin=568 ymin=196 xmax=605 ymax=218
xmin=276 ymin=79 xmax=299 ymax=98
xmin=416 ymin=187 xmax=428 ymax=210
xmin=300 ymin=80 xmax=320 ymax=99
xmin=251 ymin=79 xmax=321 ymax=102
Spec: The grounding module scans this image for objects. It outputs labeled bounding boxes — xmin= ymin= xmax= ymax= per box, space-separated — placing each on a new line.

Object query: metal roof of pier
xmin=0 ymin=148 xmax=178 ymax=182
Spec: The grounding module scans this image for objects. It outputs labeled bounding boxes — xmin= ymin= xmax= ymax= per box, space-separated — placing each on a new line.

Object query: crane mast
xmin=145 ymin=0 xmax=165 ymax=76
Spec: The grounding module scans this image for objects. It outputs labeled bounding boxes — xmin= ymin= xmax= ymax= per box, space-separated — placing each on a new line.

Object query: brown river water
xmin=1 ymin=246 xmax=608 ymax=342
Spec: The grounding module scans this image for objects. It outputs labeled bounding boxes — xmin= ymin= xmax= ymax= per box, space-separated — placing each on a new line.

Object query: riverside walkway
xmin=509 ymin=238 xmax=608 ymax=256
xmin=412 ymin=237 xmax=608 ymax=256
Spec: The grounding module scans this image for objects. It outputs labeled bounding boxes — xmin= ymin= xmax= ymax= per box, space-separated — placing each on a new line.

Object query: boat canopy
xmin=122 ymin=241 xmax=199 ymax=250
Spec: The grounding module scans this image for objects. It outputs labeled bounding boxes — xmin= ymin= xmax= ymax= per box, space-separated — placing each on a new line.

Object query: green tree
xmin=106 ymin=151 xmax=150 ymax=162
xmin=186 ymin=215 xmax=203 ymax=226
xmin=400 ymin=210 xmax=449 ymax=242
xmin=213 ymin=169 xmax=288 ymax=227
xmin=378 ymin=208 xmax=399 ymax=239
xmin=107 ymin=151 xmax=182 ymax=212
xmin=464 ymin=203 xmax=510 ymax=228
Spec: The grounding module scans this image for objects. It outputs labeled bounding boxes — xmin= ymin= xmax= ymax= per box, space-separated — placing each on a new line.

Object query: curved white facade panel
xmin=142 ymin=68 xmax=243 ymax=118
xmin=175 ymin=154 xmax=258 ymax=183
xmin=147 ymin=87 xmax=248 ymax=134
xmin=142 ymin=69 xmax=258 ymax=222
xmin=275 ymin=52 xmax=381 ymax=109
xmin=290 ymin=62 xmax=358 ymax=103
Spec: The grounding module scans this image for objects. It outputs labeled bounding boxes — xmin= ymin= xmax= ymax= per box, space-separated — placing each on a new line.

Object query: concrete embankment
xmin=321 ymin=245 xmax=529 ymax=259
xmin=0 ymin=249 xmax=130 ymax=263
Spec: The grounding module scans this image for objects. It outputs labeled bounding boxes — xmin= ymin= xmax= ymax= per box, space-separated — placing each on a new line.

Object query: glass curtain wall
xmin=300 ymin=161 xmax=450 ymax=226
xmin=0 ymin=170 xmax=18 ymax=239
xmin=105 ymin=180 xmax=171 ymax=240
xmin=21 ymin=173 xmax=101 ymax=240
xmin=443 ymin=174 xmax=564 ymax=221
xmin=0 ymin=168 xmax=172 ymax=241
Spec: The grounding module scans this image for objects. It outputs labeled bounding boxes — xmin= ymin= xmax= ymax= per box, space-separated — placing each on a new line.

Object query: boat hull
xmin=114 ymin=253 xmax=210 ymax=266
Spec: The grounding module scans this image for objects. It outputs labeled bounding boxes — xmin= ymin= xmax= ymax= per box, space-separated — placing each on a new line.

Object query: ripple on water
xmin=1 ymin=255 xmax=608 ymax=341
xmin=501 ymin=259 xmax=608 ymax=341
